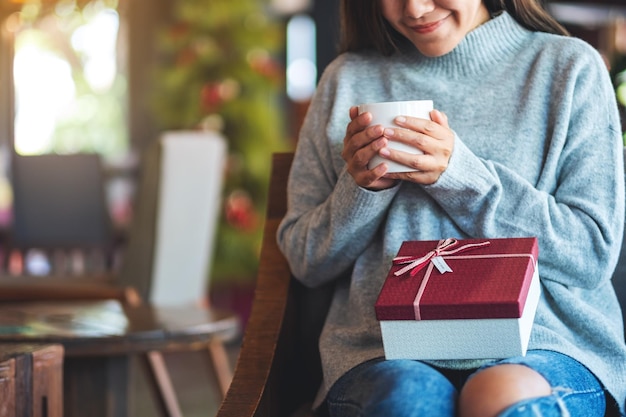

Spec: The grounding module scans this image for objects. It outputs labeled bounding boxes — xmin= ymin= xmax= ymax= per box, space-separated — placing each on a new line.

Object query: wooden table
xmin=0 ymin=300 xmax=239 ymax=417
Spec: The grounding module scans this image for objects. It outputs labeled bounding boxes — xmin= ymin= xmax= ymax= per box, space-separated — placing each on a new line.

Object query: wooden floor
xmin=129 ymin=337 xmax=242 ymax=417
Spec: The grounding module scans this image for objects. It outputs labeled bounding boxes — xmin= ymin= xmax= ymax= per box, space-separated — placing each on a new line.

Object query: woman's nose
xmin=403 ymin=0 xmax=435 ymax=19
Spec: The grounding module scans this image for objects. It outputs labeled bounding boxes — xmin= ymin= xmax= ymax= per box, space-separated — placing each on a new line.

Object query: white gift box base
xmin=379 ymin=267 xmax=541 ymax=360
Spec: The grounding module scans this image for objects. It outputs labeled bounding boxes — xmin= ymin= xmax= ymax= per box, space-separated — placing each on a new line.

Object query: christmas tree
xmin=151 ymin=0 xmax=290 ymax=284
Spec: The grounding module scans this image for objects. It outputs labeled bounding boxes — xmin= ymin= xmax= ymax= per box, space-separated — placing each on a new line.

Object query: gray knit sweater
xmin=277 ymin=12 xmax=626 ymax=413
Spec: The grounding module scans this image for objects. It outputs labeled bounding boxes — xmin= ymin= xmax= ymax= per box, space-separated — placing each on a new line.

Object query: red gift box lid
xmin=374 ymin=237 xmax=538 ymax=321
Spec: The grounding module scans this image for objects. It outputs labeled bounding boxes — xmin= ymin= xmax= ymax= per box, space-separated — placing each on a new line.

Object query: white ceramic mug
xmin=358 ymin=100 xmax=433 ymax=173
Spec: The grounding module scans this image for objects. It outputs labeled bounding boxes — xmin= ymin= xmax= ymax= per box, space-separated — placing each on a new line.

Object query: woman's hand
xmin=342 ymin=106 xmax=399 ymax=190
xmin=383 ymin=109 xmax=455 ymax=185
xmin=342 ymin=107 xmax=455 ymax=188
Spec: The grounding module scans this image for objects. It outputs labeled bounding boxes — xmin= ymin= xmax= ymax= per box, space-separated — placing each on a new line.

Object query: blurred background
xmin=0 ymin=0 xmax=624 ymax=323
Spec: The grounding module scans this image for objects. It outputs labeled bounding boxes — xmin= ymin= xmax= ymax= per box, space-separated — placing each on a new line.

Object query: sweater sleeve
xmin=276 ymin=63 xmax=400 ymax=288
xmin=425 ymin=45 xmax=624 ymax=290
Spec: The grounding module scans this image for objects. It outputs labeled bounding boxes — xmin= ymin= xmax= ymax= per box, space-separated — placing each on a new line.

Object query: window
xmin=6 ymin=0 xmax=128 ymax=158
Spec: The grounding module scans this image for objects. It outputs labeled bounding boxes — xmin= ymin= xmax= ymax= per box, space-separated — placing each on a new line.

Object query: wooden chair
xmin=10 ymin=152 xmax=115 ymax=277
xmin=116 ymin=131 xmax=237 ymax=416
xmin=2 ymin=151 xmax=133 ymax=300
xmin=217 ymin=151 xmax=626 ymax=417
xmin=217 ymin=152 xmax=333 ymax=417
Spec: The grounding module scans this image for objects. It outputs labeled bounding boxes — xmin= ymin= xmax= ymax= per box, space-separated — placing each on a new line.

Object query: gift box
xmin=375 ymin=237 xmax=540 ymax=360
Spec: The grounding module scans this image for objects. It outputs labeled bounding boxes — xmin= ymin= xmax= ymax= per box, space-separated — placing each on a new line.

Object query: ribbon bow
xmin=393 ymin=238 xmax=491 ymax=277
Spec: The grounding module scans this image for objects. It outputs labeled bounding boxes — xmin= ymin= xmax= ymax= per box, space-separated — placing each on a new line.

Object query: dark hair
xmin=339 ymin=0 xmax=569 ymax=55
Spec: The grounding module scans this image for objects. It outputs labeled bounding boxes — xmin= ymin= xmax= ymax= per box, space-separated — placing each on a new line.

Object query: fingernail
xmin=395 ymin=116 xmax=406 ymax=123
xmin=383 ymin=128 xmax=394 ymax=137
xmin=380 ymin=147 xmax=391 ymax=157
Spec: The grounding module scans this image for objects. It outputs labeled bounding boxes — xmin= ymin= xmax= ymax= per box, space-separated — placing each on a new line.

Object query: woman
xmin=277 ymin=0 xmax=626 ymax=416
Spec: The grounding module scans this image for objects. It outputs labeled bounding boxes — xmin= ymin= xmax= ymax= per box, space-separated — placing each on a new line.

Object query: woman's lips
xmin=410 ymin=18 xmax=445 ymax=34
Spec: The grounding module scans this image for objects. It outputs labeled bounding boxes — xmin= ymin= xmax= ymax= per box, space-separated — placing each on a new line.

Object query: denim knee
xmin=498 ymin=388 xmax=606 ymax=417
xmin=326 ymin=351 xmax=609 ymax=417
xmin=497 ymin=395 xmax=567 ymax=417
xmin=326 ymin=358 xmax=457 ymax=417
xmin=488 ymin=350 xmax=607 ymax=417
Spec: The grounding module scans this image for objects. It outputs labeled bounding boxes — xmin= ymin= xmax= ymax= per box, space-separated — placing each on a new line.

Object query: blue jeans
xmin=325 ymin=350 xmax=612 ymax=417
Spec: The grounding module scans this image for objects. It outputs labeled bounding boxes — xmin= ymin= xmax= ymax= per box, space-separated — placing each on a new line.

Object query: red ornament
xmin=224 ymin=190 xmax=258 ymax=231
xmin=249 ymin=55 xmax=282 ymax=81
xmin=200 ymin=83 xmax=223 ymax=111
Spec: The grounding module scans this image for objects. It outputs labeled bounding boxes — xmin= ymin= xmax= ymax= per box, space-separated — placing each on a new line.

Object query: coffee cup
xmin=357 ymin=100 xmax=433 ymax=173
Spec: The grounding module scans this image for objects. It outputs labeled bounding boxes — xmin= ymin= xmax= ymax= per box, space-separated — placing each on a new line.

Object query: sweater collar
xmin=400 ymin=12 xmax=533 ymax=77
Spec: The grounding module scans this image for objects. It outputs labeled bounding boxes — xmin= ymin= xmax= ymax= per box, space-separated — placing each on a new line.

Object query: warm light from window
xmin=14 ymin=39 xmax=76 ymax=154
xmin=12 ymin=2 xmax=127 ymax=157
xmin=71 ymin=8 xmax=119 ymax=92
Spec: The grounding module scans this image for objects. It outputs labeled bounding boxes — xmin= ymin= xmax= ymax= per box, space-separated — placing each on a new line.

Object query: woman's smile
xmin=408 ymin=15 xmax=449 ymax=35
xmin=381 ymin=0 xmax=490 ymax=57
